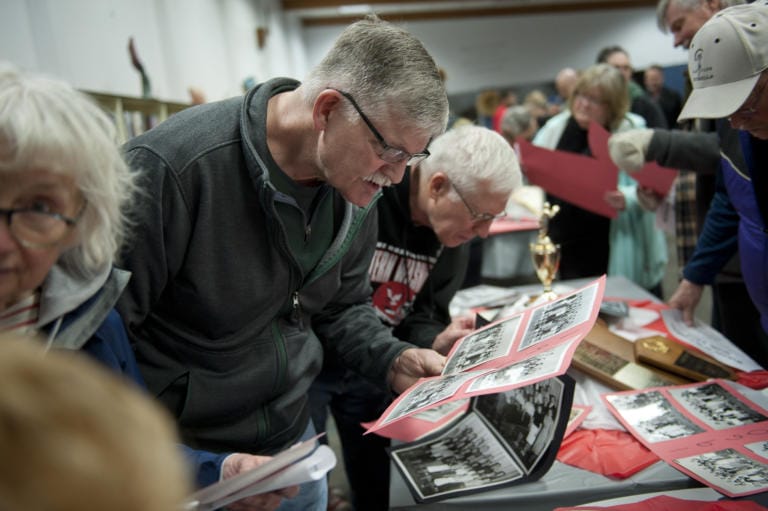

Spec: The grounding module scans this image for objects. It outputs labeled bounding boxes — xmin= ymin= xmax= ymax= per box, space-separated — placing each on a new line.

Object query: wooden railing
xmin=83 ymin=91 xmax=190 ymax=143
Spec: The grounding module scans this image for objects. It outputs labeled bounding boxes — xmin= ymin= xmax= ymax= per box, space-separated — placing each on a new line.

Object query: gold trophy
xmin=529 ymin=202 xmax=561 ymax=302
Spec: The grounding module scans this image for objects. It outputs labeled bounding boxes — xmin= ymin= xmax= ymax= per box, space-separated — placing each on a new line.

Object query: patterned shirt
xmin=0 ymin=293 xmax=39 ymax=335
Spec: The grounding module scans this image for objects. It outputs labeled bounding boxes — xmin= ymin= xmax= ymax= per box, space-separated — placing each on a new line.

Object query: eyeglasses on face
xmin=451 ymin=182 xmax=506 ymax=223
xmin=0 ymin=206 xmax=81 ymax=248
xmin=611 ymin=64 xmax=633 ymax=74
xmin=330 ymin=88 xmax=431 ymax=166
xmin=574 ymin=92 xmax=606 ymax=107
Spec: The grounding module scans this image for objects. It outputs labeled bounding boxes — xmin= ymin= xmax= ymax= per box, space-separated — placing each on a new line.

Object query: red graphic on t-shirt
xmin=372 ymin=281 xmax=414 ymax=326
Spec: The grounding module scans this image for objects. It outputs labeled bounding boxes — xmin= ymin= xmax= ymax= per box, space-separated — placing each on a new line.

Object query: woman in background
xmin=532 ymin=63 xmax=667 ymax=295
xmin=500 ymin=105 xmax=539 ymax=145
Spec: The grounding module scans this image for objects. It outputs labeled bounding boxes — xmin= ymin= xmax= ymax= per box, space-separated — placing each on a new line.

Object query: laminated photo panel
xmin=604 ymin=380 xmax=768 ymax=497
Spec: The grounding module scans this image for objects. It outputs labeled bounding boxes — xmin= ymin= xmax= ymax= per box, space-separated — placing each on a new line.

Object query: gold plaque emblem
xmin=641 ymin=337 xmax=670 ymax=354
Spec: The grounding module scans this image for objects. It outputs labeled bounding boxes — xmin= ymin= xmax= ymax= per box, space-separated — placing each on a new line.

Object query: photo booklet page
xmin=389 ymin=374 xmax=575 ymax=503
xmin=363 ymin=277 xmax=607 ymax=502
xmin=365 ymin=276 xmax=604 ymax=439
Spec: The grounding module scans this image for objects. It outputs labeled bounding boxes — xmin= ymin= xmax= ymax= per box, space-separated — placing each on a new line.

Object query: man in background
xmin=644 ymin=63 xmax=683 ymax=128
xmin=609 ymin=0 xmax=767 ymax=366
xmin=555 ymin=67 xmax=579 ymax=105
xmin=675 ymin=2 xmax=768 ymax=341
xmin=597 ymin=45 xmax=669 ymax=129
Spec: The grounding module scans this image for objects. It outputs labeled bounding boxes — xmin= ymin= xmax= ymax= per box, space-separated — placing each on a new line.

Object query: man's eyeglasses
xmin=331 ymin=89 xmax=430 ymax=166
xmin=0 ymin=207 xmax=82 ymax=248
xmin=451 ymin=182 xmax=506 ymax=223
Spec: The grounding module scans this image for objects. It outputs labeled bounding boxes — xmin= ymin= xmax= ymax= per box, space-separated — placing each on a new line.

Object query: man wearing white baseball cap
xmin=608 ymin=0 xmax=768 ymax=364
xmin=678 ymin=1 xmax=768 ymax=338
xmin=678 ymin=2 xmax=768 ymax=130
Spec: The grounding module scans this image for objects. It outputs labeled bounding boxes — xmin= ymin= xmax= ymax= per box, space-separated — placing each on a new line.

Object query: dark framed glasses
xmin=331 ymin=88 xmax=430 ymax=165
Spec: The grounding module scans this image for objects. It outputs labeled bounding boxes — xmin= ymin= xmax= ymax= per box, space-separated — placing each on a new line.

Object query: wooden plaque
xmin=634 ymin=335 xmax=736 ymax=382
xmin=571 ymin=322 xmax=689 ymax=391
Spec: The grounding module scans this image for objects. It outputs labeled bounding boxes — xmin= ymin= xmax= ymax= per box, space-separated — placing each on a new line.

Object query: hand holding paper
xmin=637 ymin=186 xmax=663 ymax=211
xmin=185 ymin=437 xmax=336 ymax=511
xmin=604 ymin=190 xmax=626 ymax=211
xmin=219 ymin=453 xmax=300 ymax=511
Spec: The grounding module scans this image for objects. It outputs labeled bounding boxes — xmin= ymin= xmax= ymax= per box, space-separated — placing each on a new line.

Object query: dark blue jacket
xmin=42 ymin=266 xmax=227 ymax=487
xmin=684 ymin=131 xmax=768 ymax=333
xmin=725 ymin=132 xmax=768 ymax=332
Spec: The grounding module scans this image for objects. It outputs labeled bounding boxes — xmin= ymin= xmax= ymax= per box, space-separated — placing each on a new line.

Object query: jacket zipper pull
xmin=292 ymin=291 xmax=304 ymax=329
xmin=304 ymin=224 xmax=311 ymax=242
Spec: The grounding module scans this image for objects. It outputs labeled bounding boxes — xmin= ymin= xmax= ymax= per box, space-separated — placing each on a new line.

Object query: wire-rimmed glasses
xmin=0 ymin=207 xmax=82 ymax=248
xmin=451 ymin=182 xmax=507 ymax=223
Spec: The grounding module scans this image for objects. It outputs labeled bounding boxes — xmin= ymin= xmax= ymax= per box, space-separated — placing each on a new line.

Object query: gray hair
xmin=0 ymin=63 xmax=137 ymax=278
xmin=419 ymin=125 xmax=521 ymax=197
xmin=300 ymin=15 xmax=448 ymax=140
xmin=500 ymin=105 xmax=535 ymax=140
xmin=656 ymin=0 xmax=746 ymax=32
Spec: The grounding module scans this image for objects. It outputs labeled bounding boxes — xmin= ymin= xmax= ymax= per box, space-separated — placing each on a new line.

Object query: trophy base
xmin=530 ymin=290 xmax=559 ymax=305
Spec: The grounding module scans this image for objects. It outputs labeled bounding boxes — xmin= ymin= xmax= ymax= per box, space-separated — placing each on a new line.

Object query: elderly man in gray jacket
xmin=118 ymin=15 xmax=450 ymax=511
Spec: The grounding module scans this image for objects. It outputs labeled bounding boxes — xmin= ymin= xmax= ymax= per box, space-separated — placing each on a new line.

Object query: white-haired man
xmin=310 ymin=125 xmax=521 ymax=511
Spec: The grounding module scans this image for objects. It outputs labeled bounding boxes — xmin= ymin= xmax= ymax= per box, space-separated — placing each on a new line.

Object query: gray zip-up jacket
xmin=117 ymin=78 xmax=413 ymax=456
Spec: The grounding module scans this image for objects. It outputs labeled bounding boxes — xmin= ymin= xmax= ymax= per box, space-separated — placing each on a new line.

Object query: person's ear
xmin=428 ymin=172 xmax=451 ymax=200
xmin=312 ymin=89 xmax=343 ymax=131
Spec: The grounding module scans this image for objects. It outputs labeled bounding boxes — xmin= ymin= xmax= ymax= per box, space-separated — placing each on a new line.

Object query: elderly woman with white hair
xmin=0 ymin=64 xmax=139 ymax=369
xmin=0 ymin=64 xmax=298 ymax=510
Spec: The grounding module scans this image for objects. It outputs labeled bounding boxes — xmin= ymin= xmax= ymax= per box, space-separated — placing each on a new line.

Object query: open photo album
xmin=390 ymin=374 xmax=575 ymax=503
xmin=365 ymin=276 xmax=605 ymax=440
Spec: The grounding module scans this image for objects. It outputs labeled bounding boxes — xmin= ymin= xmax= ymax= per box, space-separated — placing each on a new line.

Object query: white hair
xmin=419 ymin=125 xmax=521 ymax=197
xmin=656 ymin=0 xmax=746 ymax=32
xmin=500 ymin=105 xmax=535 ymax=140
xmin=0 ymin=63 xmax=138 ymax=277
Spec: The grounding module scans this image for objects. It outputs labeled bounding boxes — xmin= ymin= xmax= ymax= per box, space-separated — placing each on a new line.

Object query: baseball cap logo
xmin=693 ymin=49 xmax=704 ymax=73
xmin=691 ymin=48 xmax=714 ymax=84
